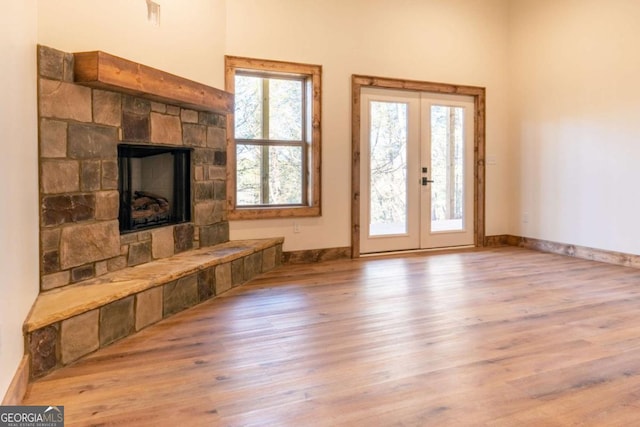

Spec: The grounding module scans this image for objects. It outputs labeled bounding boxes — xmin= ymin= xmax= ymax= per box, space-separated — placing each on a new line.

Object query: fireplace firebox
xmin=118 ymin=144 xmax=191 ymax=233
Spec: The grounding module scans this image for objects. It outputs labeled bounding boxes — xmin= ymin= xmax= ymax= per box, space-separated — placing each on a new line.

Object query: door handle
xmin=422 ymin=177 xmax=434 ymax=186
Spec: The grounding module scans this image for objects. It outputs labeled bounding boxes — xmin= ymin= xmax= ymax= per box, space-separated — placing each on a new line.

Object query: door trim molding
xmin=351 ymin=75 xmax=486 ymax=258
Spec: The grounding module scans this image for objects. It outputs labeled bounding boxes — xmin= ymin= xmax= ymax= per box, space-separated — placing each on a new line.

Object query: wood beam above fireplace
xmin=73 ymin=51 xmax=233 ymax=114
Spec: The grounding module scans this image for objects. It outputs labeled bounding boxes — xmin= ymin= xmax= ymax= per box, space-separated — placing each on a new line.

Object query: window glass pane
xmin=369 ymin=101 xmax=408 ymax=236
xmin=268 ymin=145 xmax=302 ymax=204
xmin=235 ymin=75 xmax=263 ymax=139
xmin=431 ymin=105 xmax=465 ymax=232
xmin=269 ymin=79 xmax=303 ymax=141
xmin=236 ymin=144 xmax=262 ymax=205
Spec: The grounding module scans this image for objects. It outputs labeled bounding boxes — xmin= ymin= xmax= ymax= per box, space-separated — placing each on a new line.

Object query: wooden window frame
xmin=225 ymin=56 xmax=322 ymax=220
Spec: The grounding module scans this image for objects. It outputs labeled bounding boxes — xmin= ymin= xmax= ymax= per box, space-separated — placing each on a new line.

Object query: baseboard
xmin=486 ymin=234 xmax=640 ymax=269
xmin=2 ymin=355 xmax=30 ymax=405
xmin=483 ymin=235 xmax=511 ymax=247
xmin=283 ymin=247 xmax=351 ymax=264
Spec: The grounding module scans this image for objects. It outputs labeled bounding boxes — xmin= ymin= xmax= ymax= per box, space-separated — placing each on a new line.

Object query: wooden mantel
xmin=73 ymin=51 xmax=233 ymax=114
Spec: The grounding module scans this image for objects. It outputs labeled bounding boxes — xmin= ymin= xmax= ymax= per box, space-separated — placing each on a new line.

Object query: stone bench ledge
xmin=25 ymin=238 xmax=283 ymax=333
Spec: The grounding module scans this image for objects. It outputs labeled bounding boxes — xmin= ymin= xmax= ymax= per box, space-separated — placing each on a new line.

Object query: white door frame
xmin=351 ymin=75 xmax=486 ymax=258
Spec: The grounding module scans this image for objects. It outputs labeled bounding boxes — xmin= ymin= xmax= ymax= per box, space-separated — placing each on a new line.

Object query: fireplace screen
xmin=118 ymin=144 xmax=191 ymax=233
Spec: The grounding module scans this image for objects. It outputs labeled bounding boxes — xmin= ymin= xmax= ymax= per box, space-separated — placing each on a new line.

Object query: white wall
xmin=509 ymin=0 xmax=640 ymax=254
xmin=226 ymin=0 xmax=513 ymax=251
xmin=0 ymin=0 xmax=39 ymax=398
xmin=37 ymin=0 xmax=226 ymax=87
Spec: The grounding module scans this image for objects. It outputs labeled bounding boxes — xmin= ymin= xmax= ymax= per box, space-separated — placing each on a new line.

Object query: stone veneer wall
xmin=38 ymin=46 xmax=229 ymax=291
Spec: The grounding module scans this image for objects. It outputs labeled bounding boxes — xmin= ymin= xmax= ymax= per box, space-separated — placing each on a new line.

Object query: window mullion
xmin=261 ymin=78 xmax=270 ymax=204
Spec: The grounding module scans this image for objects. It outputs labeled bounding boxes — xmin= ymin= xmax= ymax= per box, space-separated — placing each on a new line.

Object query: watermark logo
xmin=0 ymin=406 xmax=64 ymax=427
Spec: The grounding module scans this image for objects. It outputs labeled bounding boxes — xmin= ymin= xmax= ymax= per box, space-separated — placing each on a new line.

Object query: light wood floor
xmin=23 ymin=247 xmax=640 ymax=426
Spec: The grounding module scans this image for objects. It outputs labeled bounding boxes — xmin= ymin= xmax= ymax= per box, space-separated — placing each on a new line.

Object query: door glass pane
xmin=431 ymin=105 xmax=465 ymax=232
xmin=369 ymin=101 xmax=408 ymax=236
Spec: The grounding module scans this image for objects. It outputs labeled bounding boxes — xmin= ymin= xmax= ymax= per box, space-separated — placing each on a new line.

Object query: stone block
xmin=68 ymin=123 xmax=118 ymax=160
xmin=81 ymin=160 xmax=101 ymax=191
xmin=193 ymin=149 xmax=215 ymax=166
xmin=181 ymin=109 xmax=199 ymax=123
xmin=198 ymin=267 xmax=215 ymax=301
xmin=95 ymin=190 xmax=119 ymax=221
xmin=60 ymin=310 xmax=99 ymax=365
xmin=41 ymin=160 xmax=79 ymax=194
xmin=62 ymin=53 xmax=74 ymax=82
xmin=166 ymin=105 xmax=181 ymax=115
xmin=200 ymin=222 xmax=229 ymax=247
xmin=136 ymin=287 xmax=163 ymax=331
xmin=214 ymin=180 xmax=227 ymax=201
xmin=122 ymin=95 xmax=151 ymax=115
xmin=95 ymin=260 xmax=108 ymax=277
xmin=122 ymin=112 xmax=150 ymax=141
xmin=120 ymin=233 xmax=139 ymax=245
xmin=128 ymin=241 xmax=152 ymax=266
xmin=39 ymin=46 xmax=65 ymax=80
xmin=107 ymin=256 xmax=127 ymax=272
xmin=244 ymin=252 xmax=263 ymax=281
xmin=152 ymin=226 xmax=175 ymax=259
xmin=60 ymin=220 xmax=120 ymax=269
xmin=174 ymin=224 xmax=194 ymax=253
xmin=42 ymin=194 xmax=95 ymax=226
xmin=40 ymin=119 xmax=67 ymax=158
xmin=100 ymin=296 xmax=134 ymax=346
xmin=199 ymin=111 xmax=225 ymax=127
xmin=42 ymin=250 xmax=59 ymax=275
xmin=207 ymin=126 xmax=226 ymax=150
xmin=214 ymin=151 xmax=227 ymax=166
xmin=183 ymin=123 xmax=207 ymax=147
xmin=102 ymin=160 xmax=118 ymax=189
xmin=195 ymin=182 xmax=214 ymax=201
xmin=138 ymin=231 xmax=152 ymax=242
xmin=151 ymin=102 xmax=166 ymax=113
xmin=71 ymin=264 xmax=95 ymax=283
xmin=41 ymin=196 xmax=71 ymax=226
xmin=231 ymin=259 xmax=244 ymax=287
xmin=262 ymin=246 xmax=277 ymax=272
xmin=207 ymin=166 xmax=226 ymax=181
xmin=215 ymin=263 xmax=232 ymax=294
xmin=163 ymin=275 xmax=198 ymax=317
xmin=194 ymin=166 xmax=205 ymax=182
xmin=41 ymin=228 xmax=60 ymax=252
xmin=150 ymin=113 xmax=182 ymax=145
xmin=193 ymin=200 xmax=224 ymax=226
xmin=41 ymin=271 xmax=70 ymax=291
xmin=40 ymin=79 xmax=92 ymax=122
xmin=93 ymin=90 xmax=122 ymax=127
xmin=29 ymin=325 xmax=58 ymax=378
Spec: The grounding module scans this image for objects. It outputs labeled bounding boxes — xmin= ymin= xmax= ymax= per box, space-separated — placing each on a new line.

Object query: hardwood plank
xmin=73 ymin=51 xmax=233 ymax=114
xmin=23 ymin=247 xmax=640 ymax=425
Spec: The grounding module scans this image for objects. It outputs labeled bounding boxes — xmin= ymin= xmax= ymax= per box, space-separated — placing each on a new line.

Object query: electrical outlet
xmin=293 ymin=222 xmax=300 ymax=233
xmin=523 ymin=212 xmax=529 ymax=223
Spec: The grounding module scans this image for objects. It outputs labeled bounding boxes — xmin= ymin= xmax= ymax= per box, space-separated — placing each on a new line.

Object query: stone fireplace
xmin=26 ymin=46 xmax=283 ymax=379
xmin=38 ymin=45 xmax=230 ymax=291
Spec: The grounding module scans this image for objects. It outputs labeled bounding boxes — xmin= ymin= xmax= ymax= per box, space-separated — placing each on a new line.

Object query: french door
xmin=360 ymin=87 xmax=475 ymax=254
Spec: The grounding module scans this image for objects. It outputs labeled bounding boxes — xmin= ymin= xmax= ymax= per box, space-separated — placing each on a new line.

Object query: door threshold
xmin=360 ymin=245 xmax=476 ymax=258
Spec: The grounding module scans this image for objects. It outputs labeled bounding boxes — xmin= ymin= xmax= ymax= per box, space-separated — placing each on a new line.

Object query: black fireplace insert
xmin=118 ymin=144 xmax=191 ymax=233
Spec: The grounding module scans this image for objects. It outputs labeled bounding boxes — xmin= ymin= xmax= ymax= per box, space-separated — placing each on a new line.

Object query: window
xmin=225 ymin=56 xmax=321 ymax=219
